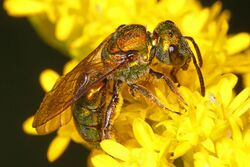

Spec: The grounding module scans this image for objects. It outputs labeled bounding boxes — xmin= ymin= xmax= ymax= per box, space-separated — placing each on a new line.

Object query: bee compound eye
xmin=168 ymin=44 xmax=185 ymax=66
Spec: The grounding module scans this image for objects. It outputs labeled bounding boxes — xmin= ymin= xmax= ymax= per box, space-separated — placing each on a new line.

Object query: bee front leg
xmin=149 ymin=69 xmax=187 ymax=105
xmin=170 ymin=67 xmax=180 ymax=85
xmin=128 ymin=84 xmax=179 ymax=114
xmin=101 ymin=80 xmax=122 ymax=140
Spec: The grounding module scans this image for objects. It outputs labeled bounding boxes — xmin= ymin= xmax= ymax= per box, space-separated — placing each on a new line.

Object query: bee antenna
xmin=184 ymin=36 xmax=203 ymax=67
xmin=190 ymin=52 xmax=205 ymax=96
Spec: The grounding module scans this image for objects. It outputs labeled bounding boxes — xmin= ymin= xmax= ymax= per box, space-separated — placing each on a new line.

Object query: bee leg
xmin=100 ymin=79 xmax=108 ymax=108
xmin=149 ymin=69 xmax=187 ymax=105
xmin=170 ymin=67 xmax=180 ymax=86
xmin=128 ymin=84 xmax=180 ymax=114
xmin=101 ymin=80 xmax=122 ymax=140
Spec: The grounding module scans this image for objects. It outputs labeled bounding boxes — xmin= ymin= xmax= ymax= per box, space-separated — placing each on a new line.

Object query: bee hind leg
xmin=101 ymin=80 xmax=122 ymax=140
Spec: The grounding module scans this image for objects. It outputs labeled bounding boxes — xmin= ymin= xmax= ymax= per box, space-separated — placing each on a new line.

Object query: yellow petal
xmin=71 ymin=131 xmax=84 ymax=144
xmin=229 ymin=87 xmax=250 ymax=114
xmin=217 ymin=74 xmax=237 ymax=106
xmin=154 ymin=88 xmax=168 ymax=106
xmin=210 ymin=122 xmax=228 ymax=141
xmin=194 ymin=152 xmax=209 ymax=167
xmin=4 ymin=0 xmax=46 ymax=16
xmin=100 ymin=139 xmax=129 ymax=161
xmin=47 ymin=136 xmax=70 ymax=162
xmin=63 ymin=60 xmax=79 ymax=74
xmin=233 ymin=98 xmax=250 ymax=118
xmin=140 ymin=150 xmax=159 ymax=167
xmin=39 ymin=69 xmax=59 ymax=92
xmin=55 ymin=15 xmax=75 ymax=41
xmin=173 ymin=141 xmax=192 ymax=159
xmin=166 ymin=0 xmax=186 ymax=15
xmin=91 ymin=154 xmax=122 ymax=167
xmin=201 ymin=138 xmax=215 ymax=153
xmin=70 ymin=36 xmax=85 ymax=49
xmin=182 ymin=9 xmax=209 ymax=35
xmin=22 ymin=116 xmax=38 ymax=135
xmin=243 ymin=73 xmax=250 ymax=87
xmin=57 ymin=119 xmax=75 ymax=137
xmin=200 ymin=116 xmax=215 ymax=137
xmin=208 ymin=154 xmax=227 ymax=167
xmin=229 ymin=87 xmax=250 ymax=109
xmin=215 ymin=139 xmax=231 ymax=159
xmin=243 ymin=130 xmax=250 ymax=147
xmin=133 ymin=118 xmax=155 ymax=149
xmin=226 ymin=33 xmax=250 ymax=55
xmin=229 ymin=117 xmax=242 ymax=141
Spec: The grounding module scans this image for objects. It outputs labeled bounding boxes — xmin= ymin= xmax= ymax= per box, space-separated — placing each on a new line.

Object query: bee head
xmin=151 ymin=20 xmax=192 ymax=67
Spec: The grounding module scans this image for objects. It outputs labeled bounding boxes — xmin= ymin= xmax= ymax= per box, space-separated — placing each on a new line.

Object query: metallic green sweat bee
xmin=32 ymin=20 xmax=205 ymax=147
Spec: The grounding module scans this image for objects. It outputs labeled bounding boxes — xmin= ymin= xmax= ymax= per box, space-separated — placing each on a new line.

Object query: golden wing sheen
xmin=32 ymin=36 xmax=116 ymax=132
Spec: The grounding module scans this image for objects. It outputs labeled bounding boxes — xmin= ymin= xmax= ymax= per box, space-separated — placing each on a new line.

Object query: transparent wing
xmin=33 ymin=35 xmax=116 ymax=129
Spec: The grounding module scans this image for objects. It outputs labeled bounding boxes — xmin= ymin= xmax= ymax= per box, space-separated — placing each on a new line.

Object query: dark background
xmin=0 ymin=0 xmax=249 ymax=167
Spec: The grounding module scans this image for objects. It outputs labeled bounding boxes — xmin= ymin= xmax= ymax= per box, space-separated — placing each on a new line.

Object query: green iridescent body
xmin=72 ymin=86 xmax=104 ymax=145
xmin=33 ymin=20 xmax=205 ymax=147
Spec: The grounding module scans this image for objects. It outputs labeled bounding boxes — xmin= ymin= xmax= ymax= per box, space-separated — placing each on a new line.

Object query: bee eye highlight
xmin=169 ymin=44 xmax=177 ymax=54
xmin=168 ymin=44 xmax=184 ymax=66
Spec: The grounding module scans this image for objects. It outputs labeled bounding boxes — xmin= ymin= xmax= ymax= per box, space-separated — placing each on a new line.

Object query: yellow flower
xmin=4 ymin=0 xmax=249 ymax=62
xmin=92 ymin=119 xmax=173 ymax=167
xmin=5 ymin=0 xmax=250 ymax=166
xmin=90 ymin=74 xmax=250 ymax=167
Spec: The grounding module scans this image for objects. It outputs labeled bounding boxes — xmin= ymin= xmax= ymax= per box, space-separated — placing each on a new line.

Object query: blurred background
xmin=0 ymin=0 xmax=249 ymax=167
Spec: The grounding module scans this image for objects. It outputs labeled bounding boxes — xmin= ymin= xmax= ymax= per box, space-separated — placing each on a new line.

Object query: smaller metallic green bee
xmin=32 ymin=20 xmax=205 ymax=147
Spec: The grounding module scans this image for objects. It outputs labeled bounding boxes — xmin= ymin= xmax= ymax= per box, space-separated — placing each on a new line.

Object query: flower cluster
xmin=4 ymin=0 xmax=250 ymax=166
